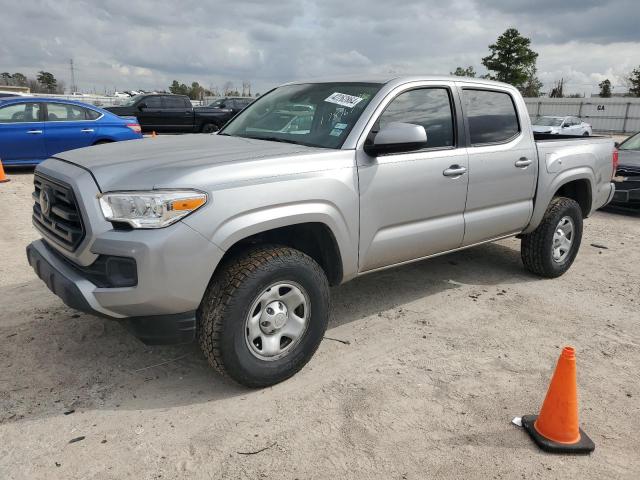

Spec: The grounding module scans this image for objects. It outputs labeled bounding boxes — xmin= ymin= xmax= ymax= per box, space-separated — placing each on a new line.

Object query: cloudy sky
xmin=1 ymin=0 xmax=639 ymax=95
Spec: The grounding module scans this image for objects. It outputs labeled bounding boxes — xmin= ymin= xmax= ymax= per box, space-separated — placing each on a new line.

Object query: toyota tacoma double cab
xmin=27 ymin=76 xmax=616 ymax=387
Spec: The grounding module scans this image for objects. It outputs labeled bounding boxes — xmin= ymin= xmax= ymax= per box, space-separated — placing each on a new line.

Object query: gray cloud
xmin=0 ymin=0 xmax=638 ymax=95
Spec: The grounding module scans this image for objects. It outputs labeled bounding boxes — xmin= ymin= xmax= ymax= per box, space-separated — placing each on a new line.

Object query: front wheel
xmin=521 ymin=197 xmax=583 ymax=278
xmin=198 ymin=245 xmax=330 ymax=387
xmin=201 ymin=123 xmax=219 ymax=134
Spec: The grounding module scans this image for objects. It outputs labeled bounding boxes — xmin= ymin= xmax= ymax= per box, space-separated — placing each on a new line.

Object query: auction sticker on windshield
xmin=325 ymin=92 xmax=364 ymax=108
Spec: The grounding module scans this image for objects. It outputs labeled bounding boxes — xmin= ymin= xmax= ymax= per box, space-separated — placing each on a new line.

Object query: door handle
xmin=27 ymin=130 xmax=43 ymax=134
xmin=81 ymin=128 xmax=94 ymax=133
xmin=443 ymin=165 xmax=467 ymax=177
xmin=515 ymin=157 xmax=532 ymax=168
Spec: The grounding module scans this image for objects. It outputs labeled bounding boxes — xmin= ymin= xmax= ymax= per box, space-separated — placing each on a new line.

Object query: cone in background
xmin=151 ymin=131 xmax=157 ymax=138
xmin=521 ymin=346 xmax=595 ymax=454
xmin=0 ymin=158 xmax=9 ymax=183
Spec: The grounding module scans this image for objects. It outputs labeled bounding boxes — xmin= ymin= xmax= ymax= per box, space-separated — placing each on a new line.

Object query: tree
xmin=598 ymin=79 xmax=612 ymax=98
xmin=0 ymin=72 xmax=11 ymax=85
xmin=189 ymin=81 xmax=205 ymax=100
xmin=222 ymin=81 xmax=234 ymax=96
xmin=168 ymin=80 xmax=189 ymax=96
xmin=37 ymin=71 xmax=57 ymax=93
xmin=482 ymin=28 xmax=538 ymax=92
xmin=549 ymin=78 xmax=565 ymax=98
xmin=521 ymin=66 xmax=543 ymax=97
xmin=12 ymin=73 xmax=27 ymax=86
xmin=451 ymin=66 xmax=476 ymax=78
xmin=627 ymin=67 xmax=640 ymax=97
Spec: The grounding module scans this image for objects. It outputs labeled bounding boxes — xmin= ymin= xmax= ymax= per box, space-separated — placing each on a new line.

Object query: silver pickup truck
xmin=26 ymin=76 xmax=616 ymax=387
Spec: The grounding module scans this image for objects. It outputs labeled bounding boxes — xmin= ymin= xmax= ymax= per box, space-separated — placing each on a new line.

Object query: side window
xmin=46 ymin=103 xmax=87 ymax=121
xmin=164 ymin=96 xmax=186 ymax=108
xmin=226 ymin=99 xmax=237 ymax=109
xmin=462 ymin=89 xmax=520 ymax=144
xmin=0 ymin=103 xmax=41 ymax=123
xmin=377 ymin=88 xmax=455 ymax=148
xmin=85 ymin=108 xmax=101 ymax=120
xmin=144 ymin=96 xmax=163 ymax=108
xmin=183 ymin=97 xmax=192 ymax=108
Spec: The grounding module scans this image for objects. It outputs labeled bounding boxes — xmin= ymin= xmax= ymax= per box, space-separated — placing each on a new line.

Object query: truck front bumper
xmin=26 ymin=221 xmax=225 ymax=344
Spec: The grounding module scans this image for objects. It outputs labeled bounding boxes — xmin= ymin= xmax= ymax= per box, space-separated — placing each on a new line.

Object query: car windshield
xmin=619 ymin=132 xmax=640 ymax=150
xmin=119 ymin=95 xmax=143 ymax=107
xmin=220 ymin=82 xmax=382 ymax=148
xmin=535 ymin=117 xmax=564 ymax=126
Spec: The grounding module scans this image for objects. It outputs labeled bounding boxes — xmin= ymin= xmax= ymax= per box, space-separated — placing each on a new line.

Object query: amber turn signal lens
xmin=170 ymin=197 xmax=206 ymax=211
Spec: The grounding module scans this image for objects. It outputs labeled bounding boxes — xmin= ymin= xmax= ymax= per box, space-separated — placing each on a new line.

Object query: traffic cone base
xmin=0 ymin=159 xmax=9 ymax=183
xmin=522 ymin=415 xmax=595 ymax=454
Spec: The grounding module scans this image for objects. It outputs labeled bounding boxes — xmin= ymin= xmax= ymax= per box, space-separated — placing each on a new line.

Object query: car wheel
xmin=198 ymin=245 xmax=330 ymax=387
xmin=93 ymin=140 xmax=113 ymax=145
xmin=201 ymin=123 xmax=219 ymax=134
xmin=582 ymin=131 xmax=589 ymax=136
xmin=520 ymin=197 xmax=583 ymax=278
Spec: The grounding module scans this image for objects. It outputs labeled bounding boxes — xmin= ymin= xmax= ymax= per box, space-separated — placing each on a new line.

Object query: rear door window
xmin=145 ymin=96 xmax=163 ymax=108
xmin=462 ymin=89 xmax=520 ymax=145
xmin=46 ymin=103 xmax=87 ymax=121
xmin=164 ymin=96 xmax=187 ymax=109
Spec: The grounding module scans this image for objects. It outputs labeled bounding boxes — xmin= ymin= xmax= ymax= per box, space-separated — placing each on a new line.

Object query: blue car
xmin=0 ymin=97 xmax=143 ymax=166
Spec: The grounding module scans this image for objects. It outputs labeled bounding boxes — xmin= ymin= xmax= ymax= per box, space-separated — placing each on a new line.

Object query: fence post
xmin=622 ymin=102 xmax=631 ymax=133
xmin=537 ymin=101 xmax=541 ymax=117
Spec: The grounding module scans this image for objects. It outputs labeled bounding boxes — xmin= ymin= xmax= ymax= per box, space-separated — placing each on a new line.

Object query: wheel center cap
xmin=260 ymin=301 xmax=288 ymax=334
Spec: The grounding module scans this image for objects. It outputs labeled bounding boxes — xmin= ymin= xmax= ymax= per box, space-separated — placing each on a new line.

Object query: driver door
xmin=357 ymin=84 xmax=469 ymax=272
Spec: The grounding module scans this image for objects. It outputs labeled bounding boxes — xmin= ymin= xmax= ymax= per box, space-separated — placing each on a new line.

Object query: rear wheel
xmin=521 ymin=197 xmax=583 ymax=278
xmin=582 ymin=131 xmax=589 ymax=136
xmin=198 ymin=245 xmax=330 ymax=387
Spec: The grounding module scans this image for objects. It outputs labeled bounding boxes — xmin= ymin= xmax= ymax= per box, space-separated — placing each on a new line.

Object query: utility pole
xmin=70 ymin=58 xmax=77 ymax=93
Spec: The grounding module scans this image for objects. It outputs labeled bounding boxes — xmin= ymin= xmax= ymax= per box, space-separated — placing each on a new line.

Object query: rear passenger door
xmin=358 ymin=83 xmax=469 ymax=272
xmin=43 ymin=103 xmax=98 ymax=157
xmin=164 ymin=96 xmax=194 ymax=131
xmin=460 ymin=87 xmax=537 ymax=246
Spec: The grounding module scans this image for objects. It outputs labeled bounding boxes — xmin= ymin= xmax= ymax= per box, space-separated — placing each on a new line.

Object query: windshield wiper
xmin=248 ymin=136 xmax=302 ymax=145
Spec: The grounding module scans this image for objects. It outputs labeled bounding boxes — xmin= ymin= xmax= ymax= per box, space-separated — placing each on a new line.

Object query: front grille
xmin=32 ymin=173 xmax=85 ymax=251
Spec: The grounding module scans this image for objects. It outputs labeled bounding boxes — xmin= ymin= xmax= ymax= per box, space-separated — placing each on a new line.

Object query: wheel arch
xmin=523 ymin=169 xmax=595 ymax=234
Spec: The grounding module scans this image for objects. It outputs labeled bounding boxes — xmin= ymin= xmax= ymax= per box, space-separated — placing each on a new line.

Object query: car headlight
xmin=98 ymin=190 xmax=207 ymax=228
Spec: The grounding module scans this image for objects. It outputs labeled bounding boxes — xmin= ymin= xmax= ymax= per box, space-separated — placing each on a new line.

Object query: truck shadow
xmin=0 ymin=240 xmax=534 ymax=422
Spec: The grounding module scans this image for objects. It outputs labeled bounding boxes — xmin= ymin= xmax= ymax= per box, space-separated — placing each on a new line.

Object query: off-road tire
xmin=521 ymin=197 xmax=583 ymax=278
xmin=201 ymin=123 xmax=219 ymax=133
xmin=198 ymin=245 xmax=330 ymax=388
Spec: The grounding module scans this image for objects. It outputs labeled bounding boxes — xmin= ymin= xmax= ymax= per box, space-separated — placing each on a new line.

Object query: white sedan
xmin=532 ymin=116 xmax=592 ymax=136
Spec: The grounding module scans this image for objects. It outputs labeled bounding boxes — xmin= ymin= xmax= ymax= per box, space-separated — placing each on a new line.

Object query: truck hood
xmin=618 ymin=149 xmax=640 ymax=172
xmin=52 ymin=134 xmax=330 ymax=191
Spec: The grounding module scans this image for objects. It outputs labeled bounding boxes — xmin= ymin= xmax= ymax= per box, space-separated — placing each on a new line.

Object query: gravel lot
xmin=1 ymin=170 xmax=638 ymax=479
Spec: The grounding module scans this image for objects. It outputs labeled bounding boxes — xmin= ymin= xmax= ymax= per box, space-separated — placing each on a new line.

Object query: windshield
xmin=119 ymin=95 xmax=143 ymax=107
xmin=220 ymin=82 xmax=382 ymax=148
xmin=535 ymin=116 xmax=563 ymax=127
xmin=619 ymin=132 xmax=640 ymax=150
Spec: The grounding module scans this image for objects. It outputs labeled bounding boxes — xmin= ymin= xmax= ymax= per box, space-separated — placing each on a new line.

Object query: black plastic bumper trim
xmin=26 ymin=241 xmax=196 ymax=345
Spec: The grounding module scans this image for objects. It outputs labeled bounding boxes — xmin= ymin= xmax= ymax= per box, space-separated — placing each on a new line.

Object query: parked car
xmin=532 ymin=116 xmax=592 ymax=136
xmin=0 ymin=97 xmax=142 ymax=166
xmin=612 ymin=131 xmax=640 ymax=207
xmin=27 ymin=76 xmax=615 ymax=387
xmin=193 ymin=97 xmax=253 ymax=132
xmin=104 ymin=93 xmax=239 ymax=134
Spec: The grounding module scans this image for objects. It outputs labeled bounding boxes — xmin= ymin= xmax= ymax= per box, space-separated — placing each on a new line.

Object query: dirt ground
xmin=1 ymin=170 xmax=638 ymax=480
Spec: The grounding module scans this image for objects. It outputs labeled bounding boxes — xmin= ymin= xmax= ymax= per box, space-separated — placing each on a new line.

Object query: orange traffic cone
xmin=0 ymin=158 xmax=9 ymax=183
xmin=521 ymin=346 xmax=595 ymax=454
xmin=151 ymin=131 xmax=157 ymax=138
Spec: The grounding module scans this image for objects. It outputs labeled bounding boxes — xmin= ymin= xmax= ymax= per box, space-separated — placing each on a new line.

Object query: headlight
xmin=98 ymin=190 xmax=207 ymax=228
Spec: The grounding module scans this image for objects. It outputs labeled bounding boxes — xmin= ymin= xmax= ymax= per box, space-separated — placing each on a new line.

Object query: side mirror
xmin=614 ymin=142 xmax=620 ymax=148
xmin=137 ymin=102 xmax=147 ymax=110
xmin=364 ymin=122 xmax=428 ymax=156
